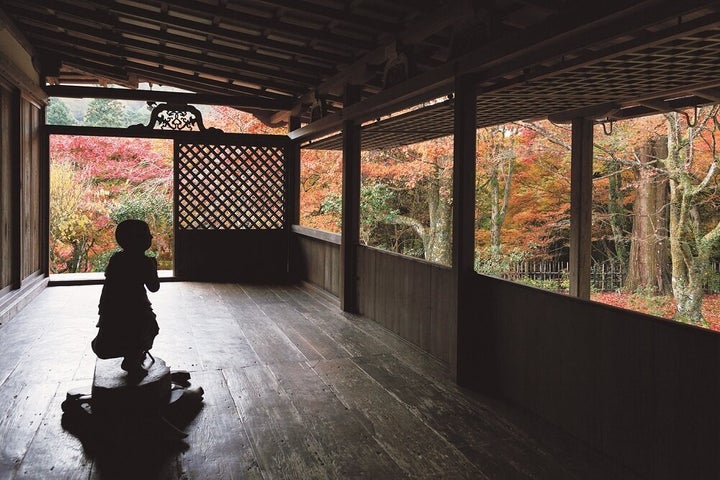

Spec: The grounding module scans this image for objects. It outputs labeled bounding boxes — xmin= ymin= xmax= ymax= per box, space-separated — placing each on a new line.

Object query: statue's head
xmin=115 ymin=219 xmax=152 ymax=252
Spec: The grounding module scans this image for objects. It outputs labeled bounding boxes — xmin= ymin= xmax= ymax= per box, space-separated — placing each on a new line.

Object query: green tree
xmin=83 ymin=98 xmax=127 ymax=127
xmin=109 ymin=184 xmax=173 ymax=269
xmin=125 ymin=105 xmax=151 ymax=127
xmin=46 ymin=98 xmax=76 ymax=125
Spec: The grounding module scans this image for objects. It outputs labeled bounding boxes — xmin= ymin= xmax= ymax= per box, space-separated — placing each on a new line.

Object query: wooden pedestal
xmin=91 ymin=356 xmax=171 ymax=415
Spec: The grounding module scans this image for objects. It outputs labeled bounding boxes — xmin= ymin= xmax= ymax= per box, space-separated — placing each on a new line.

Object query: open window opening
xmin=49 ymin=134 xmax=174 ymax=277
xmin=474 ymin=120 xmax=572 ymax=294
xmin=359 ymin=133 xmax=454 ymax=267
xmin=590 ymin=106 xmax=720 ymax=331
xmin=299 ymin=144 xmax=342 ymax=234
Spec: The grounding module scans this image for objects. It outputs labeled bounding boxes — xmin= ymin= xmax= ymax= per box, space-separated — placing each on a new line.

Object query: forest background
xmin=48 ymin=97 xmax=720 ymax=331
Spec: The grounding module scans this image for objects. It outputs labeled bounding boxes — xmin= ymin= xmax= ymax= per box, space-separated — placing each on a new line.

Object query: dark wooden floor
xmin=0 ymin=282 xmax=639 ymax=479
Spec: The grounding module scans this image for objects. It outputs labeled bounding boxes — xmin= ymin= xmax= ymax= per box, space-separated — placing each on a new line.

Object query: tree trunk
xmin=665 ymin=112 xmax=707 ymax=325
xmin=488 ymin=136 xmax=515 ymax=255
xmin=605 ymin=159 xmax=629 ymax=265
xmin=424 ymin=157 xmax=453 ymax=264
xmin=625 ymin=136 xmax=671 ymax=294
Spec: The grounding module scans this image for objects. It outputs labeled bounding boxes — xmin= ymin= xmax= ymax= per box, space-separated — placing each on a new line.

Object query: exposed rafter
xmin=2 ymin=0 xmax=720 ymax=138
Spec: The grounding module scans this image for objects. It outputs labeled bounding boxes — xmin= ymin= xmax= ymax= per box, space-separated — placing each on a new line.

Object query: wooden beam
xmin=12 ymin=6 xmax=336 ymax=86
xmin=0 ymin=53 xmax=45 ymax=103
xmin=21 ymin=19 xmax=335 ymax=82
xmin=254 ymin=0 xmax=402 ymax=32
xmin=569 ymin=118 xmax=593 ymax=300
xmin=164 ymin=0 xmax=376 ymax=51
xmin=288 ymin=1 xmax=720 ymax=142
xmin=277 ymin=1 xmax=471 ymax=123
xmin=461 ymin=0 xmax=714 ymax=80
xmin=548 ymin=102 xmax=620 ymax=124
xmin=30 ymin=35 xmax=308 ymax=98
xmin=488 ymin=9 xmax=720 ymax=102
xmin=287 ymin=63 xmax=456 ymax=142
xmin=286 ymin=115 xmax=301 ymax=282
xmin=692 ymin=88 xmax=720 ymax=104
xmin=124 ymin=64 xmax=291 ymax=103
xmin=340 ymin=85 xmax=362 ymax=313
xmin=45 ymin=125 xmax=290 ymax=146
xmin=454 ymin=75 xmax=477 ymax=385
xmin=44 ymin=86 xmax=292 ymax=111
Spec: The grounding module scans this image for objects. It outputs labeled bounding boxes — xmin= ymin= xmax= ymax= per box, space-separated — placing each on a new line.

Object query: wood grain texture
xmin=0 ymin=281 xmax=638 ymax=479
xmin=295 ymin=235 xmax=341 ymax=296
xmin=356 ymin=247 xmax=457 ymax=369
xmin=15 ymin=380 xmax=92 ymax=480
xmin=0 ymin=84 xmax=12 ymax=290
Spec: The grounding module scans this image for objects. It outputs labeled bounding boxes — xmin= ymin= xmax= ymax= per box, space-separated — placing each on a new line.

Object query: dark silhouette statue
xmin=91 ymin=219 xmax=160 ymax=378
xmin=62 ymin=221 xmax=203 ymax=471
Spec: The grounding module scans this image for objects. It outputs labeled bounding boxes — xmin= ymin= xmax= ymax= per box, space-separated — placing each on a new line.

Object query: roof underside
xmin=2 ymin=0 xmax=720 ymax=149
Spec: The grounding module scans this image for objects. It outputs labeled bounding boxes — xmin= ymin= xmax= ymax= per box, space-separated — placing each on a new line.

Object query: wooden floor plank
xmin=313 ymin=357 xmax=486 ymax=479
xmin=259 ymin=302 xmax=351 ymax=362
xmin=353 ymin=353 xmax=569 ymax=479
xmin=183 ymin=284 xmax=260 ymax=370
xmin=0 ymin=282 xmax=639 ymax=480
xmin=300 ymin=310 xmax=389 ymax=359
xmin=268 ymin=361 xmax=408 ymax=479
xmin=151 ymin=282 xmax=209 ymax=372
xmin=0 ymin=380 xmax=58 ymax=478
xmin=15 ymin=380 xmax=93 ymax=480
xmin=224 ymin=364 xmax=337 ymax=479
xmin=222 ymin=285 xmax=308 ymax=366
xmin=177 ymin=369 xmax=262 ymax=480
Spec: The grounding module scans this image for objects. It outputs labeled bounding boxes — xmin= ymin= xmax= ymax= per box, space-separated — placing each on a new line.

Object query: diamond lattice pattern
xmin=177 ymin=143 xmax=285 ymax=230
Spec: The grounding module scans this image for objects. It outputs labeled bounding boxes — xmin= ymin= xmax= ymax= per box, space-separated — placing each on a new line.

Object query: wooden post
xmin=286 ymin=116 xmax=301 ymax=282
xmin=453 ymin=76 xmax=477 ymax=385
xmin=569 ymin=118 xmax=593 ymax=299
xmin=340 ymin=85 xmax=361 ymax=313
xmin=286 ymin=115 xmax=301 ymax=227
xmin=40 ymin=102 xmax=50 ymax=276
xmin=10 ymin=89 xmax=21 ymax=289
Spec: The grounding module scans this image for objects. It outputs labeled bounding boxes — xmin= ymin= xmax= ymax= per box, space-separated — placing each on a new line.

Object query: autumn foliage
xmin=49 ymin=97 xmax=720 ymax=330
xmin=49 ymin=135 xmax=173 ymax=273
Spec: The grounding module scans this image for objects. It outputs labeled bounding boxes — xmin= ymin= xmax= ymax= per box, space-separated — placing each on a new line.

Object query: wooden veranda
xmin=2 ymin=1 xmax=720 ymax=478
xmin=1 ymin=282 xmax=640 ymax=479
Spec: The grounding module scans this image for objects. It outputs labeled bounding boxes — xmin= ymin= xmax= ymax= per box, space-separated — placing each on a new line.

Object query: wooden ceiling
xmin=2 ymin=1 xmax=720 ymax=148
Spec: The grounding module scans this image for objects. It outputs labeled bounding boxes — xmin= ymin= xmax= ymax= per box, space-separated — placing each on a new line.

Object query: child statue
xmin=91 ymin=219 xmax=160 ymax=379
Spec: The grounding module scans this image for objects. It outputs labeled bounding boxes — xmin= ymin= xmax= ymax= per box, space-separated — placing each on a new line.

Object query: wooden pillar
xmin=286 ymin=115 xmax=301 ymax=281
xmin=569 ymin=118 xmax=594 ymax=299
xmin=453 ymin=76 xmax=477 ymax=385
xmin=40 ymin=102 xmax=50 ymax=276
xmin=340 ymin=85 xmax=362 ymax=313
xmin=286 ymin=115 xmax=301 ymax=226
xmin=10 ymin=89 xmax=21 ymax=289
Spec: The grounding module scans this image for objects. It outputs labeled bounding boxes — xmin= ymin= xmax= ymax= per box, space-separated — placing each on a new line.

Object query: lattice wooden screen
xmin=176 ymin=143 xmax=285 ymax=230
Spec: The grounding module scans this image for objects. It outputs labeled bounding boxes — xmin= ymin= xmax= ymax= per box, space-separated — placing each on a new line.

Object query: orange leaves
xmin=202 ymin=106 xmax=285 ymax=134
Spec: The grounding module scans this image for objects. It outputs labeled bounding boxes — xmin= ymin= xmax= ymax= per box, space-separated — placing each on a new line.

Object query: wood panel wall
xmin=20 ymin=96 xmax=42 ymax=280
xmin=467 ymin=273 xmax=720 ymax=480
xmin=175 ymin=230 xmax=289 ymax=283
xmin=0 ymin=75 xmax=47 ymax=322
xmin=0 ymin=83 xmax=12 ymax=291
xmin=357 ymin=247 xmax=457 ymax=371
xmin=291 ymin=231 xmax=457 ymax=370
xmin=291 ymin=227 xmax=340 ymax=297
